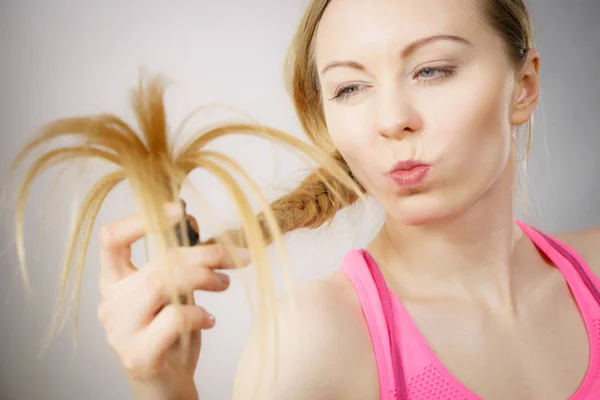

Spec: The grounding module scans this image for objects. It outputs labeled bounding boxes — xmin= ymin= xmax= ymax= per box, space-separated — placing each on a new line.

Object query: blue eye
xmin=331 ymin=84 xmax=365 ymax=103
xmin=414 ymin=66 xmax=456 ymax=82
xmin=419 ymin=68 xmax=438 ymax=78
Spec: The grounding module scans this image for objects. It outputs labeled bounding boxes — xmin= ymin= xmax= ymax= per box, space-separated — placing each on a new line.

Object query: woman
xmin=95 ymin=0 xmax=600 ymax=399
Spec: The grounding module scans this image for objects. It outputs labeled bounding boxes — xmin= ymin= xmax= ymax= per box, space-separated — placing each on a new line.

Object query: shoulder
xmin=551 ymin=226 xmax=600 ymax=275
xmin=231 ymin=271 xmax=378 ymax=400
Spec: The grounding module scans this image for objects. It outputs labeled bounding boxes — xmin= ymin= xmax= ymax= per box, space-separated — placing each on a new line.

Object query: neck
xmin=368 ymin=172 xmax=526 ymax=315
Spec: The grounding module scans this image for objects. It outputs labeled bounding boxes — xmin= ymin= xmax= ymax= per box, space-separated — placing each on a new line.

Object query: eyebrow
xmin=320 ymin=34 xmax=472 ymax=76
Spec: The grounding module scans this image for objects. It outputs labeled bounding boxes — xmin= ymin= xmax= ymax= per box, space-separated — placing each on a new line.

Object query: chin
xmin=384 ymin=192 xmax=467 ymax=227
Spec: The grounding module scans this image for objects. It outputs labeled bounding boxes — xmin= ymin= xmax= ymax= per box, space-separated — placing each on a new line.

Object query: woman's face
xmin=314 ymin=0 xmax=539 ymax=225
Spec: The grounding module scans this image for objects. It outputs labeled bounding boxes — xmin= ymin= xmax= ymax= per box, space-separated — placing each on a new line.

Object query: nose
xmin=376 ymin=87 xmax=422 ymax=139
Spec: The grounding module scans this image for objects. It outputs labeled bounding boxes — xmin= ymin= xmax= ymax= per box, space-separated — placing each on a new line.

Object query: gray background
xmin=0 ymin=0 xmax=598 ymax=399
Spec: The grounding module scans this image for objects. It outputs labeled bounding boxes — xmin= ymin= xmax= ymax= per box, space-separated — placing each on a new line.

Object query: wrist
xmin=129 ymin=376 xmax=198 ymax=400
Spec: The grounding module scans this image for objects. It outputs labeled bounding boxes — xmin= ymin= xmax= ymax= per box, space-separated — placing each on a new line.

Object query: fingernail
xmin=219 ymin=274 xmax=230 ymax=285
xmin=208 ymin=314 xmax=216 ymax=326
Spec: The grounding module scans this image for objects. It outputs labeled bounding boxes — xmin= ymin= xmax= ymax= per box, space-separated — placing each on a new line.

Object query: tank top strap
xmin=340 ymin=249 xmax=406 ymax=399
xmin=516 ymin=221 xmax=600 ymax=398
xmin=516 ymin=220 xmax=600 ymax=305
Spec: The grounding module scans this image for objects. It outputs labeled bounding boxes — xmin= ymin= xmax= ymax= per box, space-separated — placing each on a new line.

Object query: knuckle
xmin=205 ymin=244 xmax=227 ymax=263
xmin=99 ymin=224 xmax=116 ymax=249
xmin=164 ymin=305 xmax=188 ymax=328
xmin=97 ymin=302 xmax=109 ymax=324
xmin=121 ymin=351 xmax=144 ymax=373
xmin=194 ymin=266 xmax=211 ymax=282
xmin=98 ymin=281 xmax=109 ymax=300
xmin=104 ymin=326 xmax=119 ymax=348
xmin=142 ymin=269 xmax=164 ymax=294
xmin=195 ymin=306 xmax=207 ymax=317
xmin=167 ymin=248 xmax=185 ymax=265
xmin=187 ymin=268 xmax=212 ymax=291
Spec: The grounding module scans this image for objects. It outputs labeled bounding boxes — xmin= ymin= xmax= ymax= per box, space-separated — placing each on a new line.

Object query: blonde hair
xmin=5 ymin=0 xmax=537 ymax=393
xmin=483 ymin=0 xmax=537 ymax=220
xmin=2 ymin=71 xmax=368 ymax=398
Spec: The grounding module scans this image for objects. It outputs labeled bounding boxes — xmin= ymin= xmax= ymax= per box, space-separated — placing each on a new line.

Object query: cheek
xmin=326 ymin=108 xmax=370 ymax=150
xmin=325 ymin=107 xmax=377 ymax=177
xmin=427 ymin=72 xmax=514 ymax=176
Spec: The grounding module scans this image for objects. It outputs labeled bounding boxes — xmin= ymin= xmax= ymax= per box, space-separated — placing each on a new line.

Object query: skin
xmin=96 ymin=0 xmax=599 ymax=399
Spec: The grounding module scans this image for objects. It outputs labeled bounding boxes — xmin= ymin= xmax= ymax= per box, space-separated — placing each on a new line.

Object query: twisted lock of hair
xmin=209 ymin=150 xmax=364 ymax=248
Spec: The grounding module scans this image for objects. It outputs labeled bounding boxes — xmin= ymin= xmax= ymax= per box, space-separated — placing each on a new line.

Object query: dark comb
xmin=174 ymin=199 xmax=200 ymax=246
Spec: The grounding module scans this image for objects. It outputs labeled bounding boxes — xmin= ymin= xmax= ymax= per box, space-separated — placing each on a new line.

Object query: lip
xmin=387 ymin=160 xmax=431 ymax=189
xmin=387 ymin=160 xmax=430 ymax=173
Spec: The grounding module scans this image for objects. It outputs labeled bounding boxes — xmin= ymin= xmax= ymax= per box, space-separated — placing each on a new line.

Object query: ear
xmin=510 ymin=49 xmax=541 ymax=126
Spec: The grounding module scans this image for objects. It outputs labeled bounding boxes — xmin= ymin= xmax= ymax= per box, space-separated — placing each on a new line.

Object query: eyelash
xmin=414 ymin=66 xmax=456 ymax=85
xmin=329 ymin=66 xmax=457 ymax=103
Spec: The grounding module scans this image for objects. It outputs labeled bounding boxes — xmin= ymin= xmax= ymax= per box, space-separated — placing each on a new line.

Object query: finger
xmin=191 ymin=244 xmax=252 ymax=270
xmin=99 ymin=202 xmax=184 ymax=287
xmin=97 ymin=256 xmax=221 ymax=346
xmin=134 ymin=260 xmax=231 ymax=320
xmin=131 ymin=305 xmax=214 ymax=370
xmin=101 ymin=243 xmax=242 ymax=333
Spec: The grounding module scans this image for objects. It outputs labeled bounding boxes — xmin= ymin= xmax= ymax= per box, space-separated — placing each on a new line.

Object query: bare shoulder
xmin=552 ymin=226 xmax=600 ymax=275
xmin=231 ymin=271 xmax=378 ymax=400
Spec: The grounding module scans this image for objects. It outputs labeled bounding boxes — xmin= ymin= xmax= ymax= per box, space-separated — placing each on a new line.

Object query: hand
xmin=96 ymin=202 xmax=250 ymax=399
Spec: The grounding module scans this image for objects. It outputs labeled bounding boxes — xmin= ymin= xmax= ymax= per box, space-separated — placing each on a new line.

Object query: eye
xmin=330 ymin=84 xmax=366 ymax=104
xmin=414 ymin=66 xmax=456 ymax=84
xmin=419 ymin=68 xmax=439 ymax=78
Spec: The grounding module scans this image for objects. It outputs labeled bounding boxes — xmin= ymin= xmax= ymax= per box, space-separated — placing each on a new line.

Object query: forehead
xmin=315 ymin=0 xmax=493 ymax=64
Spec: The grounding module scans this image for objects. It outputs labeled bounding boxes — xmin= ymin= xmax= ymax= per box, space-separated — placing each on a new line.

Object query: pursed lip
xmin=387 ymin=159 xmax=431 ymax=174
xmin=386 ymin=159 xmax=432 ymax=189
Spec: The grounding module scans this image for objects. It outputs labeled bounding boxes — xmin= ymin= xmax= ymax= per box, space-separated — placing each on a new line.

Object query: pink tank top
xmin=340 ymin=221 xmax=600 ymax=400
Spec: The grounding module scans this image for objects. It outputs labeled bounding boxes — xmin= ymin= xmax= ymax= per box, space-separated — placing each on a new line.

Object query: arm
xmin=231 ymin=275 xmax=375 ymax=400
